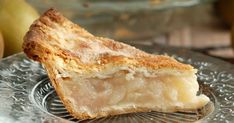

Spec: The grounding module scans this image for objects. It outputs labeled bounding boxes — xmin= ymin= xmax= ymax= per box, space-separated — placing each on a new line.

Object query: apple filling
xmin=58 ymin=70 xmax=210 ymax=118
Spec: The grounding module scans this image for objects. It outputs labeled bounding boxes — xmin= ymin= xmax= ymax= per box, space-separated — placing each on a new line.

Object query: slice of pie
xmin=23 ymin=9 xmax=210 ymax=119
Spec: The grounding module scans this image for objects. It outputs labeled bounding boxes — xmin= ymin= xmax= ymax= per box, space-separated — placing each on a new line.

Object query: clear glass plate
xmin=0 ymin=44 xmax=233 ymax=123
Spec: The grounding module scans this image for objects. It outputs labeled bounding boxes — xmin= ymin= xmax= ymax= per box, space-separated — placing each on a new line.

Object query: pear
xmin=0 ymin=0 xmax=39 ymax=57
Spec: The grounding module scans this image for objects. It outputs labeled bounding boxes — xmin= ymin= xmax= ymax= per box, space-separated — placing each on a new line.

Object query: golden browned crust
xmin=23 ymin=8 xmax=193 ymax=71
xmin=23 ymin=8 xmax=195 ymax=119
xmin=0 ymin=31 xmax=4 ymax=58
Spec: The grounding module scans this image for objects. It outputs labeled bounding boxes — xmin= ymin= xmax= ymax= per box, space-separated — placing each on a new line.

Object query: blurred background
xmin=1 ymin=0 xmax=234 ymax=63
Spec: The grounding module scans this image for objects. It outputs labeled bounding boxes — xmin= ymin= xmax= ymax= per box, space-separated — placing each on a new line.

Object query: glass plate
xmin=0 ymin=44 xmax=233 ymax=123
